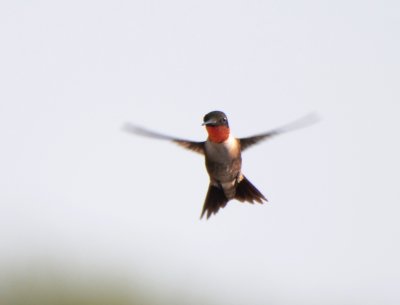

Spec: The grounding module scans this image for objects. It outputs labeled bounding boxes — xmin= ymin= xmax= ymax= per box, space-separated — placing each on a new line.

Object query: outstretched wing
xmin=239 ymin=113 xmax=319 ymax=152
xmin=123 ymin=123 xmax=205 ymax=155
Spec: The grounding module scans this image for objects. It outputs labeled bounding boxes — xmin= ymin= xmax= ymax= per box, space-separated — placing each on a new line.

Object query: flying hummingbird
xmin=124 ymin=111 xmax=317 ymax=219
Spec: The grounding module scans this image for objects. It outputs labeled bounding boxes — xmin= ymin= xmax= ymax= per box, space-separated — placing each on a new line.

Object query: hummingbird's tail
xmin=201 ymin=184 xmax=229 ymax=219
xmin=235 ymin=175 xmax=267 ymax=204
xmin=200 ymin=176 xmax=267 ymax=219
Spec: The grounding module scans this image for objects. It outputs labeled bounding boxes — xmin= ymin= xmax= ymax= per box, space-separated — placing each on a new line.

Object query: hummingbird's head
xmin=202 ymin=111 xmax=230 ymax=143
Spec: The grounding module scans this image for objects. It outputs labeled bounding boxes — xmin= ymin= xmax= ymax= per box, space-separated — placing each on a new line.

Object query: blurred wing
xmin=239 ymin=113 xmax=319 ymax=152
xmin=123 ymin=123 xmax=205 ymax=155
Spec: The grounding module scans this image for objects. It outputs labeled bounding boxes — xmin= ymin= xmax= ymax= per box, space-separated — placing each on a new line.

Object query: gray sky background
xmin=1 ymin=1 xmax=399 ymax=304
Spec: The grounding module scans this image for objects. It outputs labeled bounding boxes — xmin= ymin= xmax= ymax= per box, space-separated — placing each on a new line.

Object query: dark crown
xmin=203 ymin=111 xmax=229 ymax=127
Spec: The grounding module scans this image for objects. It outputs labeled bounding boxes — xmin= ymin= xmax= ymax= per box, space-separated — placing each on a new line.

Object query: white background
xmin=1 ymin=1 xmax=399 ymax=304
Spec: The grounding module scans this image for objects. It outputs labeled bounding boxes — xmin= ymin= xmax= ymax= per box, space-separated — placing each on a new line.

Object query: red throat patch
xmin=206 ymin=126 xmax=230 ymax=143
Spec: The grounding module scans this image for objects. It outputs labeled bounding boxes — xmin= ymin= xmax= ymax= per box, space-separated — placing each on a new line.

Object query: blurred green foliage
xmin=0 ymin=265 xmax=212 ymax=305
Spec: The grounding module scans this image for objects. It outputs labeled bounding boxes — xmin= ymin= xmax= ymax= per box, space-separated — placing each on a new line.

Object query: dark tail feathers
xmin=201 ymin=184 xmax=228 ymax=219
xmin=200 ymin=176 xmax=267 ymax=219
xmin=235 ymin=175 xmax=267 ymax=204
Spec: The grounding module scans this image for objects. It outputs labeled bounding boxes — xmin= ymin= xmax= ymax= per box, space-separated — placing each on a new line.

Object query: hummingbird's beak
xmin=202 ymin=119 xmax=217 ymax=126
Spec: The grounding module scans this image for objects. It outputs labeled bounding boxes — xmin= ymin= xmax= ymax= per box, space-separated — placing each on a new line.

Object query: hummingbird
xmin=124 ymin=111 xmax=317 ymax=219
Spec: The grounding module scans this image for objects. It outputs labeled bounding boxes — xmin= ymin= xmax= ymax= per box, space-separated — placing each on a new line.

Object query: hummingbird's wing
xmin=239 ymin=113 xmax=319 ymax=152
xmin=123 ymin=123 xmax=205 ymax=155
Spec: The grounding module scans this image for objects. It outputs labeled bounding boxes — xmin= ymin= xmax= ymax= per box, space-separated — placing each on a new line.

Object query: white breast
xmin=204 ymin=134 xmax=239 ymax=161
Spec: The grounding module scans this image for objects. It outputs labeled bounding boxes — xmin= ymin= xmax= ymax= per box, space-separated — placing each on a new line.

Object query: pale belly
xmin=204 ymin=136 xmax=242 ymax=198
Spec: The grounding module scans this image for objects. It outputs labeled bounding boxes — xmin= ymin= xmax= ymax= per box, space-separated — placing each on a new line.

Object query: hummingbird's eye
xmin=223 ymin=117 xmax=227 ymax=121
